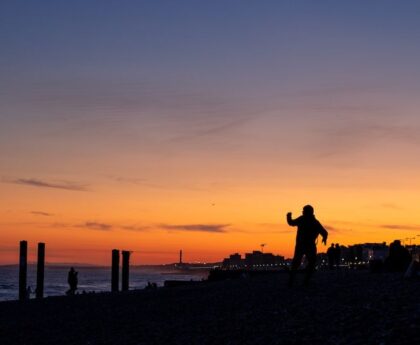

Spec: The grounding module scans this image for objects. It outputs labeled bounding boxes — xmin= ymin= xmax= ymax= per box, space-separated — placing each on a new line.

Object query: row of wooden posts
xmin=18 ymin=241 xmax=131 ymax=301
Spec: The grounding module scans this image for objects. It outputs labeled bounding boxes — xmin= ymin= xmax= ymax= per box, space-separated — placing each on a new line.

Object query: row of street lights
xmin=401 ymin=235 xmax=420 ymax=246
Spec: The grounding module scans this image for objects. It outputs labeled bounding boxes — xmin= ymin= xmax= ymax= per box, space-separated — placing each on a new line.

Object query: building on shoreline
xmin=222 ymin=251 xmax=285 ymax=270
xmin=318 ymin=242 xmax=390 ymax=267
xmin=222 ymin=242 xmax=418 ymax=271
xmin=318 ymin=242 xmax=419 ymax=269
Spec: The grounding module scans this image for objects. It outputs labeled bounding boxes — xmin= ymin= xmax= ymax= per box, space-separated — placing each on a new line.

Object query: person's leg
xmin=69 ymin=283 xmax=76 ymax=295
xmin=304 ymin=246 xmax=317 ymax=285
xmin=289 ymin=245 xmax=303 ymax=287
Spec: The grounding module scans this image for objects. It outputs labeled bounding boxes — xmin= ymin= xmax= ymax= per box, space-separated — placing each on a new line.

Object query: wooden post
xmin=19 ymin=240 xmax=28 ymax=301
xmin=111 ymin=249 xmax=120 ymax=292
xmin=36 ymin=242 xmax=45 ymax=299
xmin=122 ymin=251 xmax=130 ymax=291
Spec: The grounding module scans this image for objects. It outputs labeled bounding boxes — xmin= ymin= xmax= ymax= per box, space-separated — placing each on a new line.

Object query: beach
xmin=0 ymin=265 xmax=208 ymax=301
xmin=0 ymin=270 xmax=418 ymax=345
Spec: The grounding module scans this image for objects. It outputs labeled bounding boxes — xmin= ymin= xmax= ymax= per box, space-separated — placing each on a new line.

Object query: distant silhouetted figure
xmin=26 ymin=286 xmax=32 ymax=300
xmin=385 ymin=240 xmax=411 ymax=272
xmin=145 ymin=282 xmax=157 ymax=291
xmin=66 ymin=267 xmax=78 ymax=295
xmin=327 ymin=243 xmax=335 ymax=270
xmin=287 ymin=205 xmax=328 ymax=286
xmin=334 ymin=243 xmax=341 ymax=268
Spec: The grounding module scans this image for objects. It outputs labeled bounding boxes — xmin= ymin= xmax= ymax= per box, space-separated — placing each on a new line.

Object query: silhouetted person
xmin=67 ymin=267 xmax=78 ymax=295
xmin=26 ymin=286 xmax=32 ymax=300
xmin=327 ymin=243 xmax=335 ymax=270
xmin=385 ymin=240 xmax=411 ymax=272
xmin=287 ymin=205 xmax=328 ymax=286
xmin=145 ymin=282 xmax=157 ymax=291
xmin=334 ymin=243 xmax=341 ymax=268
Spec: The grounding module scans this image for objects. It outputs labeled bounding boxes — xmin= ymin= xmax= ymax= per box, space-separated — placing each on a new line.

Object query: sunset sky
xmin=1 ymin=1 xmax=420 ymax=265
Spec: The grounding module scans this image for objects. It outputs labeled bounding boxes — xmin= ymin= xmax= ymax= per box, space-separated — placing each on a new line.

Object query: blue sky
xmin=2 ymin=0 xmax=420 ymax=174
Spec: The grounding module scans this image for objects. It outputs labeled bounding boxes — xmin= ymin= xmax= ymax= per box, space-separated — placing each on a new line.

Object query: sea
xmin=0 ymin=265 xmax=209 ymax=302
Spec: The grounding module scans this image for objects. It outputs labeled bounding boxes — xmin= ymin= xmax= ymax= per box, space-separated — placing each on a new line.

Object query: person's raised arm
xmin=318 ymin=222 xmax=328 ymax=245
xmin=287 ymin=212 xmax=299 ymax=226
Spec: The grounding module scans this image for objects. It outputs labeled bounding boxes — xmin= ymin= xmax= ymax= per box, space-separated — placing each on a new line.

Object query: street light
xmin=406 ymin=237 xmax=415 ymax=246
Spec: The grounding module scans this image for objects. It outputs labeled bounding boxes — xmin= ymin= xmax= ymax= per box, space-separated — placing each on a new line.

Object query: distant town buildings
xmin=222 ymin=251 xmax=285 ymax=269
xmin=222 ymin=242 xmax=419 ymax=271
xmin=318 ymin=242 xmax=419 ymax=267
xmin=191 ymin=240 xmax=419 ymax=272
xmin=349 ymin=242 xmax=389 ymax=262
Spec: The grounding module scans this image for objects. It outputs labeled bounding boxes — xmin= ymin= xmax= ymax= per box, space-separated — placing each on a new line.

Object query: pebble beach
xmin=0 ymin=270 xmax=418 ymax=345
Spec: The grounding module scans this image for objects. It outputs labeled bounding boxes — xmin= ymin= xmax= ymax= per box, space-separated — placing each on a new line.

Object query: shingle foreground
xmin=0 ymin=271 xmax=419 ymax=345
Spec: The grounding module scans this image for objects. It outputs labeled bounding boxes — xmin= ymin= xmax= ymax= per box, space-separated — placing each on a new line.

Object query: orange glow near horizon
xmin=1 ymin=172 xmax=420 ymax=265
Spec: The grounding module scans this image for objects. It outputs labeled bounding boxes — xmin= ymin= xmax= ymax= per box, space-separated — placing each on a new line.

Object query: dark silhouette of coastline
xmin=2 ymin=229 xmax=420 ymax=344
xmin=0 ymin=270 xmax=418 ymax=345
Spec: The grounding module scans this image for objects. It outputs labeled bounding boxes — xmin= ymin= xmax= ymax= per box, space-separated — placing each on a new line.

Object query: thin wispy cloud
xmin=315 ymin=122 xmax=420 ymax=159
xmin=14 ymin=80 xmax=234 ymax=116
xmin=168 ymin=116 xmax=254 ymax=144
xmin=51 ymin=222 xmax=113 ymax=231
xmin=31 ymin=211 xmax=53 ymax=217
xmin=108 ymin=175 xmax=148 ymax=185
xmin=160 ymin=223 xmax=230 ymax=233
xmin=380 ymin=224 xmax=420 ymax=231
xmin=324 ymin=225 xmax=342 ymax=233
xmin=121 ymin=225 xmax=150 ymax=232
xmin=51 ymin=221 xmax=150 ymax=232
xmin=52 ymin=221 xmax=231 ymax=233
xmin=78 ymin=222 xmax=113 ymax=231
xmin=258 ymin=222 xmax=344 ymax=234
xmin=380 ymin=203 xmax=403 ymax=210
xmin=9 ymin=178 xmax=88 ymax=192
